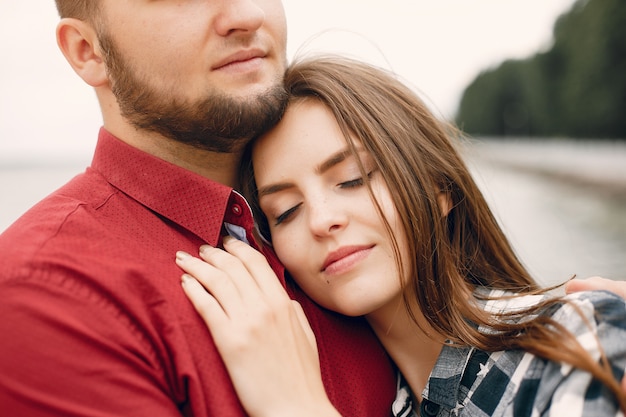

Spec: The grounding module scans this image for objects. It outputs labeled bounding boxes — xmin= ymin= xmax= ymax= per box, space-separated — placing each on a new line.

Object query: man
xmin=0 ymin=1 xmax=395 ymax=415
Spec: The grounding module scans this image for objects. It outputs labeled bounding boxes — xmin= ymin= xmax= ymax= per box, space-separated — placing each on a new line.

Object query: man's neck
xmin=103 ymin=122 xmax=244 ymax=188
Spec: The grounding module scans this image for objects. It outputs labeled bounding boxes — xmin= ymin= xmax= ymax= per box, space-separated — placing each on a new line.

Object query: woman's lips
xmin=322 ymin=245 xmax=374 ymax=276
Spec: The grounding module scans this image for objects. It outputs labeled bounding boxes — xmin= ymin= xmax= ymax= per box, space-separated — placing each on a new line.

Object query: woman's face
xmin=252 ymin=99 xmax=409 ymax=317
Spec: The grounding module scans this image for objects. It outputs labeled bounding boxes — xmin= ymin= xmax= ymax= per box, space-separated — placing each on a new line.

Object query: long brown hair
xmin=240 ymin=55 xmax=625 ymax=409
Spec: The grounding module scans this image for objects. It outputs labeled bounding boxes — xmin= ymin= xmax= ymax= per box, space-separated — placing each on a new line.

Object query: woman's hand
xmin=565 ymin=276 xmax=626 ymax=300
xmin=176 ymin=236 xmax=341 ymax=417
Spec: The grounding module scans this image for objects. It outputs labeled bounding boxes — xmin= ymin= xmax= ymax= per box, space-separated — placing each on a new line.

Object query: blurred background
xmin=1 ymin=0 xmax=624 ymax=284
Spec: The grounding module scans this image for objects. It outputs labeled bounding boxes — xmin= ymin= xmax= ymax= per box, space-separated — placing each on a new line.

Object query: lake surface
xmin=1 ymin=139 xmax=625 ymax=286
xmin=463 ymin=138 xmax=626 ymax=285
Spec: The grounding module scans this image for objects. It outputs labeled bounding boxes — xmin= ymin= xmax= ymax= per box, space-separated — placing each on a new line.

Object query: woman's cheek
xmin=272 ymin=232 xmax=296 ymax=270
xmin=281 ymin=234 xmax=313 ymax=282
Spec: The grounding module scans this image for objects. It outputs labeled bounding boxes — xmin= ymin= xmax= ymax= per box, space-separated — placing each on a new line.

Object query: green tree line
xmin=455 ymin=0 xmax=626 ymax=139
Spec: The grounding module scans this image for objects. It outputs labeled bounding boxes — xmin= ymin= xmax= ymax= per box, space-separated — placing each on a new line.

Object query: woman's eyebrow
xmin=316 ymin=149 xmax=352 ymax=174
xmin=257 ymin=182 xmax=293 ymax=198
xmin=257 ymin=147 xmax=366 ymax=198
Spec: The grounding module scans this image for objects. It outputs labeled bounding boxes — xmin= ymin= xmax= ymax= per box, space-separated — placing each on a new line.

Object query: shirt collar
xmin=422 ymin=344 xmax=473 ymax=409
xmin=91 ymin=128 xmax=236 ymax=247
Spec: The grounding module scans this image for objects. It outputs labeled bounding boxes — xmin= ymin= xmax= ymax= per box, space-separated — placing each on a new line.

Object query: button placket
xmin=231 ymin=203 xmax=242 ymax=216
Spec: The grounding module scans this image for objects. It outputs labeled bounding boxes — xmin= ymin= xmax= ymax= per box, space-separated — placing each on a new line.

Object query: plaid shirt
xmin=391 ymin=290 xmax=626 ymax=417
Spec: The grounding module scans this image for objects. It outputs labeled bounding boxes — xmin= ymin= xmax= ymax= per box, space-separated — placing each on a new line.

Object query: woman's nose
xmin=307 ymin=198 xmax=348 ymax=237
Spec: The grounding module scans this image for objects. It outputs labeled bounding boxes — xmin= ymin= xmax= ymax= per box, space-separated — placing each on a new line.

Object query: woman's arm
xmin=543 ymin=291 xmax=626 ymax=414
xmin=176 ymin=236 xmax=342 ymax=417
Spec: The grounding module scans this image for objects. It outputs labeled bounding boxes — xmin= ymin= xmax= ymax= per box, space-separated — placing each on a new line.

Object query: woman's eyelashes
xmin=272 ymin=170 xmax=378 ymax=226
xmin=274 ymin=203 xmax=302 ymax=225
xmin=339 ymin=170 xmax=375 ymax=189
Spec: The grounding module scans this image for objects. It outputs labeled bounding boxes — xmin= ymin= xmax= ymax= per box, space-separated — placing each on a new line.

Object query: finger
xmin=222 ymin=237 xmax=290 ymax=300
xmin=200 ymin=242 xmax=273 ymax=308
xmin=180 ymin=274 xmax=229 ymax=331
xmin=565 ymin=276 xmax=605 ymax=293
xmin=181 ymin=244 xmax=290 ymax=322
xmin=291 ymin=300 xmax=318 ymax=355
xmin=181 ymin=274 xmax=245 ymax=357
xmin=196 ymin=244 xmax=268 ymax=304
xmin=176 ymin=251 xmax=243 ymax=314
xmin=564 ymin=278 xmax=590 ymax=294
xmin=565 ymin=276 xmax=626 ymax=299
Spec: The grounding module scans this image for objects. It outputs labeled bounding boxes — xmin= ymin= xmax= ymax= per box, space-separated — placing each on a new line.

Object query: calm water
xmin=1 ymin=139 xmax=625 ymax=285
xmin=463 ymin=139 xmax=626 ymax=285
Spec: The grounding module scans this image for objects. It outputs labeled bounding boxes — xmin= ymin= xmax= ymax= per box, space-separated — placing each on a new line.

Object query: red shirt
xmin=0 ymin=128 xmax=395 ymax=416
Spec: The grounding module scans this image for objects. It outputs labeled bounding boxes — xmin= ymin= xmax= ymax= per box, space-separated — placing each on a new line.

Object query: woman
xmin=176 ymin=56 xmax=626 ymax=416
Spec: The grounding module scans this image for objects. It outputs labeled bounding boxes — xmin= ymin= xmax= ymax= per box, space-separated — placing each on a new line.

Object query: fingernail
xmin=176 ymin=251 xmax=190 ymax=261
xmin=181 ymin=273 xmax=192 ymax=284
xmin=199 ymin=244 xmax=211 ymax=254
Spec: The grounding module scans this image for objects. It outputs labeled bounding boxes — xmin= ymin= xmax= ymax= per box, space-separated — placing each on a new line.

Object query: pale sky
xmin=0 ymin=0 xmax=577 ymax=162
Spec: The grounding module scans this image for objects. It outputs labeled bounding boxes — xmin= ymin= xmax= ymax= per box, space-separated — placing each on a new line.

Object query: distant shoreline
xmin=0 ymin=145 xmax=92 ymax=170
xmin=463 ymin=138 xmax=626 ymax=199
xmin=0 ymin=158 xmax=90 ymax=171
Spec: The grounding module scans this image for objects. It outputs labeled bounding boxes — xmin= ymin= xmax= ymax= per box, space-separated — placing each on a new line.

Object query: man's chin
xmin=219 ymin=80 xmax=283 ymax=103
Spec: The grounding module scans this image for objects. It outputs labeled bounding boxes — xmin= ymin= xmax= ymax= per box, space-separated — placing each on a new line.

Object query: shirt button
xmin=231 ymin=204 xmax=242 ymax=216
xmin=421 ymin=400 xmax=440 ymax=416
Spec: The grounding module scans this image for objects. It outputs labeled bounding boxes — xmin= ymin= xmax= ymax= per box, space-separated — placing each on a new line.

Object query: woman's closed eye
xmin=275 ymin=203 xmax=302 ymax=226
xmin=339 ymin=170 xmax=375 ymax=189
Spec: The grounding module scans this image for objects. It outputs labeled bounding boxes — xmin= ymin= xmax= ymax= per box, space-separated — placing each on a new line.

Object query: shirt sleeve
xmin=0 ymin=270 xmax=183 ymax=417
xmin=539 ymin=290 xmax=626 ymax=417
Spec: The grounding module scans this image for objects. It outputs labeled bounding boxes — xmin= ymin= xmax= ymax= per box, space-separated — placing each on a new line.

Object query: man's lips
xmin=321 ymin=245 xmax=374 ymax=275
xmin=212 ymin=49 xmax=266 ymax=71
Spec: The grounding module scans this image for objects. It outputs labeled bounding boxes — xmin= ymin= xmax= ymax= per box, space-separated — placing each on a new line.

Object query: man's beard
xmin=97 ymin=30 xmax=287 ymax=153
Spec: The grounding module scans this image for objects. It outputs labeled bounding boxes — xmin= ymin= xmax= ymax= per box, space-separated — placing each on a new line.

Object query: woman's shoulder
xmin=475 ymin=289 xmax=626 ymax=414
xmin=476 ymin=288 xmax=626 ymax=334
xmin=557 ymin=289 xmax=626 ymax=337
xmin=563 ymin=288 xmax=626 ymax=309
xmin=477 ymin=287 xmax=625 ymax=313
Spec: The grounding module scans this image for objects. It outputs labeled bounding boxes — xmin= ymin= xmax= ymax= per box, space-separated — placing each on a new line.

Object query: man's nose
xmin=214 ymin=0 xmax=265 ymax=36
